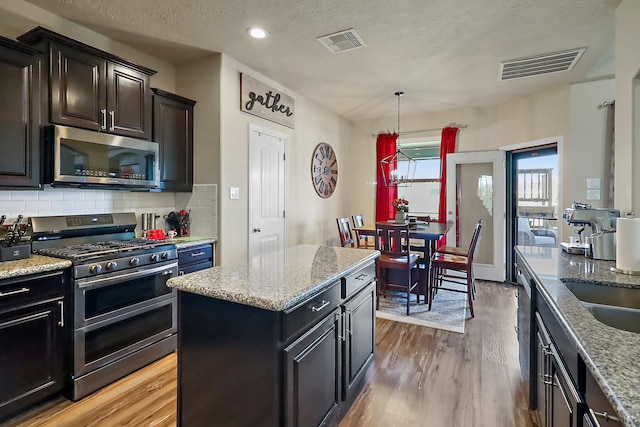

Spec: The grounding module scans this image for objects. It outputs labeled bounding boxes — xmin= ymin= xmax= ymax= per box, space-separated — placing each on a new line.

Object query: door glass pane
xmin=516 ymin=153 xmax=558 ymax=247
xmin=457 ymin=162 xmax=494 ymax=265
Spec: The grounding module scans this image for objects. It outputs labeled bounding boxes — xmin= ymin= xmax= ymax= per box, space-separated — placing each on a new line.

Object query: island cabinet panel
xmin=18 ymin=27 xmax=155 ymax=140
xmin=178 ymin=292 xmax=282 ymax=427
xmin=284 ymin=309 xmax=342 ymax=427
xmin=0 ymin=37 xmax=42 ymax=188
xmin=342 ymin=283 xmax=375 ymax=399
xmin=176 ymin=259 xmax=377 ymax=427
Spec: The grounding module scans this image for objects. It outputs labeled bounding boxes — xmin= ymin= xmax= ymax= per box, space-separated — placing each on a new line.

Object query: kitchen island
xmin=167 ymin=244 xmax=379 ymax=427
xmin=516 ymin=246 xmax=640 ymax=427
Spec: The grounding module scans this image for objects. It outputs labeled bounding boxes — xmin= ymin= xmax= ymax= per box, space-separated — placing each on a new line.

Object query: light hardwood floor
xmin=5 ymin=280 xmax=538 ymax=427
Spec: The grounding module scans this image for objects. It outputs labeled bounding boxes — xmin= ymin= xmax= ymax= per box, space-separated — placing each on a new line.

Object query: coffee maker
xmin=560 ymin=202 xmax=620 ymax=258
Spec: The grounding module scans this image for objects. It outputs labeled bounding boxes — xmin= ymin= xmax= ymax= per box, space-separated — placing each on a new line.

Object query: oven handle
xmin=75 ymin=262 xmax=178 ymax=289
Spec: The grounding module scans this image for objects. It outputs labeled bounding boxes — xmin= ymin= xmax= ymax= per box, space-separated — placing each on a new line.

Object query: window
xmin=396 ymin=139 xmax=441 ymax=216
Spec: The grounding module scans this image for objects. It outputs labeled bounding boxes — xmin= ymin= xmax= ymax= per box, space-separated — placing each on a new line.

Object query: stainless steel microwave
xmin=47 ymin=125 xmax=160 ymax=189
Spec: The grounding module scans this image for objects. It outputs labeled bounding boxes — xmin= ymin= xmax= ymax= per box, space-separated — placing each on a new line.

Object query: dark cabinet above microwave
xmin=18 ymin=27 xmax=156 ymax=141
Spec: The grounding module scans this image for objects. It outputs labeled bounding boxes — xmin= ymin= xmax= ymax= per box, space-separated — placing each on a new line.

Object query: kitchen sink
xmin=561 ymin=281 xmax=640 ymax=333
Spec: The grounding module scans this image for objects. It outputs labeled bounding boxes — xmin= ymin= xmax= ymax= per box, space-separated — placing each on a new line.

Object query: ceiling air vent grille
xmin=499 ymin=48 xmax=586 ymax=80
xmin=317 ymin=29 xmax=366 ymax=54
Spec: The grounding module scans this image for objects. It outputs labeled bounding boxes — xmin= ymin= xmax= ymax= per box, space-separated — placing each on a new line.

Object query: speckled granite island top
xmin=167 ymin=244 xmax=379 ymax=311
xmin=516 ymin=246 xmax=640 ymax=427
xmin=0 ymin=255 xmax=72 ymax=280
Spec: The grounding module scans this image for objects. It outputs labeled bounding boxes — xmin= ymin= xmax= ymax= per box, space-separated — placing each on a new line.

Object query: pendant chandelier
xmin=380 ymin=91 xmax=417 ymax=187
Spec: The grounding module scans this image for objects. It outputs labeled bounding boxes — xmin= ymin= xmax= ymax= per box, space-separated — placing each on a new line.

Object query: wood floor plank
xmin=4 ymin=281 xmax=538 ymax=427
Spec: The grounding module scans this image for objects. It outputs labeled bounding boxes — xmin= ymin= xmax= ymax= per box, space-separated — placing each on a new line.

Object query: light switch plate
xmin=586 ymin=189 xmax=601 ymax=200
xmin=229 ymin=187 xmax=240 ymax=200
xmin=586 ymin=178 xmax=601 ymax=189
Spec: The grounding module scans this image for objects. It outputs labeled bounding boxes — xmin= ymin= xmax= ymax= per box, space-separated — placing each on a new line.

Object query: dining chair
xmin=428 ymin=219 xmax=482 ymax=318
xmin=374 ymin=222 xmax=421 ymax=315
xmin=351 ymin=214 xmax=375 ymax=249
xmin=336 ymin=217 xmax=355 ymax=247
xmin=436 ymin=219 xmax=483 ymax=257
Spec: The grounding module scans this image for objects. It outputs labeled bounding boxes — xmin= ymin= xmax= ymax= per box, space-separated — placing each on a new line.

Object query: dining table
xmin=353 ymin=220 xmax=453 ymax=296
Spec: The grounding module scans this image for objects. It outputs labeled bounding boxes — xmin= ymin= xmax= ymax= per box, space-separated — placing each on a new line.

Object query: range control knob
xmin=90 ymin=264 xmax=102 ymax=274
xmin=161 ymin=252 xmax=169 ymax=259
xmin=150 ymin=254 xmax=160 ymax=262
xmin=129 ymin=257 xmax=140 ymax=266
xmin=106 ymin=261 xmax=118 ymax=271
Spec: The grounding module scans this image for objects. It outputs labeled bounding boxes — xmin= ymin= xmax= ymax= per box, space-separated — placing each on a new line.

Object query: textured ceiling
xmin=24 ymin=0 xmax=621 ymax=122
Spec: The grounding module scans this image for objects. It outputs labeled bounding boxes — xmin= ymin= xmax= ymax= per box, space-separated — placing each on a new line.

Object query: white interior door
xmin=248 ymin=124 xmax=287 ymax=258
xmin=446 ymin=151 xmax=505 ymax=282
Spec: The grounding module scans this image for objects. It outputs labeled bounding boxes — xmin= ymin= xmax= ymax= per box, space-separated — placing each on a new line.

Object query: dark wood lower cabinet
xmin=177 ymin=262 xmax=376 ymax=427
xmin=177 ymin=243 xmax=214 ymax=275
xmin=0 ymin=271 xmax=67 ymax=422
xmin=285 ymin=309 xmax=342 ymax=427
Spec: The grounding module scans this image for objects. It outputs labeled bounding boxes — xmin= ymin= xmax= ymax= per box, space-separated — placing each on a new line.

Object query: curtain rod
xmin=372 ymin=123 xmax=468 ymax=138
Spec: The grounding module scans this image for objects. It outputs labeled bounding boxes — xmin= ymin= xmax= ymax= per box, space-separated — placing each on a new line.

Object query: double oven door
xmin=72 ymin=260 xmax=178 ymax=378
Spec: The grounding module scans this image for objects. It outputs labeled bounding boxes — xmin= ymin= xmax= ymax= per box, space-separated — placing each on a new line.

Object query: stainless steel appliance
xmin=45 ymin=125 xmax=160 ymax=189
xmin=30 ymin=213 xmax=177 ymax=401
xmin=560 ymin=202 xmax=620 ymax=256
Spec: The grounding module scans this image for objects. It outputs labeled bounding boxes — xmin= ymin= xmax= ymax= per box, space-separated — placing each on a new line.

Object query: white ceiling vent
xmin=317 ymin=29 xmax=366 ymax=54
xmin=499 ymin=48 xmax=586 ymax=80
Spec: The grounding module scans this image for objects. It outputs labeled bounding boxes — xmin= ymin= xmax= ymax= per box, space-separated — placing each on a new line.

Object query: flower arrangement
xmin=392 ymin=198 xmax=409 ymax=212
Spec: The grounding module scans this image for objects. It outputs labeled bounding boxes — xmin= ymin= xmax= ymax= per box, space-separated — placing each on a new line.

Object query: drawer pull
xmin=190 ymin=251 xmax=206 ymax=257
xmin=310 ymin=300 xmax=330 ymax=312
xmin=590 ymin=409 xmax=620 ymax=423
xmin=355 ymin=273 xmax=369 ymax=281
xmin=0 ymin=287 xmax=29 ymax=298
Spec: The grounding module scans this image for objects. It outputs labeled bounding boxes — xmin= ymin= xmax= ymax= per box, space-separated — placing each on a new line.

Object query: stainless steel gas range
xmin=30 ymin=213 xmax=177 ymax=401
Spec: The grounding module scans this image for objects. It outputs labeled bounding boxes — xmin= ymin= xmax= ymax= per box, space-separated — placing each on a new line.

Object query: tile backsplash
xmin=0 ymin=184 xmax=217 ymax=238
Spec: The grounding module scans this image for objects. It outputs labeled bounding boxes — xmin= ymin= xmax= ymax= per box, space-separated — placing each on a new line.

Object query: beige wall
xmin=615 ymin=0 xmax=640 ymax=215
xmin=213 ymin=54 xmax=368 ymax=263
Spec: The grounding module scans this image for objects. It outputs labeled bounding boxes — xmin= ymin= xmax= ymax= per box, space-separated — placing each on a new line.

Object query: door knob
xmin=253 ymin=228 xmax=262 ymax=233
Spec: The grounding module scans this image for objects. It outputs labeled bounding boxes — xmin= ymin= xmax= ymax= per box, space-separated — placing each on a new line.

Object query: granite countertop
xmin=516 ymin=245 xmax=640 ymax=427
xmin=167 ymin=244 xmax=379 ymax=311
xmin=171 ymin=236 xmax=217 ymax=250
xmin=0 ymin=255 xmax=72 ymax=280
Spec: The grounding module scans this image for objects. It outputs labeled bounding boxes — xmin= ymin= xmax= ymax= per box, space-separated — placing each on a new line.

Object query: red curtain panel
xmin=375 ymin=133 xmax=398 ymax=222
xmin=437 ymin=127 xmax=459 ymax=245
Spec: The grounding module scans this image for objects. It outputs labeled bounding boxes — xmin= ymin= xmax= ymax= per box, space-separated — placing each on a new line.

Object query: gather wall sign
xmin=240 ymin=73 xmax=295 ymax=129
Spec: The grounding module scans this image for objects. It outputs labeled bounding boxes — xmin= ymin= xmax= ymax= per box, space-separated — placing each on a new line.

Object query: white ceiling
xmin=24 ymin=0 xmax=621 ymax=122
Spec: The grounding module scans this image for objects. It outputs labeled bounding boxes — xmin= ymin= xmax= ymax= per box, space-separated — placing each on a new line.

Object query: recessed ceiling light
xmin=247 ymin=27 xmax=269 ymax=39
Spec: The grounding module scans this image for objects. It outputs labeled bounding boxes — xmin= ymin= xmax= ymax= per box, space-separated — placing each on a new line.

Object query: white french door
xmin=248 ymin=124 xmax=287 ymax=259
xmin=446 ymin=151 xmax=505 ymax=282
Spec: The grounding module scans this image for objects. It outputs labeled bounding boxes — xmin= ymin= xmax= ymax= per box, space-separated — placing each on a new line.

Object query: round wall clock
xmin=311 ymin=142 xmax=338 ymax=198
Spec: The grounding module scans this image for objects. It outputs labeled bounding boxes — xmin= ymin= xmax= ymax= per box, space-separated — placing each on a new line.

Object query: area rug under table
xmin=375 ymin=283 xmax=470 ymax=334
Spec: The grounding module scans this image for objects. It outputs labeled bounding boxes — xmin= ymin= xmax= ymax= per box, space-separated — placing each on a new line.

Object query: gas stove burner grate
xmin=36 ymin=238 xmax=175 ymax=261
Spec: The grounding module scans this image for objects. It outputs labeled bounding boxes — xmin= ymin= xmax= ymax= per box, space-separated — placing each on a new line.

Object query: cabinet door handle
xmin=345 ymin=309 xmax=353 ymax=335
xmin=190 ymin=251 xmax=206 ymax=257
xmin=310 ymin=300 xmax=330 ymax=312
xmin=58 ymin=300 xmax=64 ymax=327
xmin=590 ymin=409 xmax=620 ymax=424
xmin=109 ymin=111 xmax=115 ymax=131
xmin=514 ymin=325 xmax=519 ymax=335
xmin=100 ymin=109 xmax=107 ymax=130
xmin=0 ymin=287 xmax=29 ymax=298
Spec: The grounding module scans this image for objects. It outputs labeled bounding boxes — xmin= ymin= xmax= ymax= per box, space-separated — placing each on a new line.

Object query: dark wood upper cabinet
xmin=18 ymin=27 xmax=155 ymax=140
xmin=152 ymin=88 xmax=195 ymax=192
xmin=0 ymin=36 xmax=42 ymax=188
